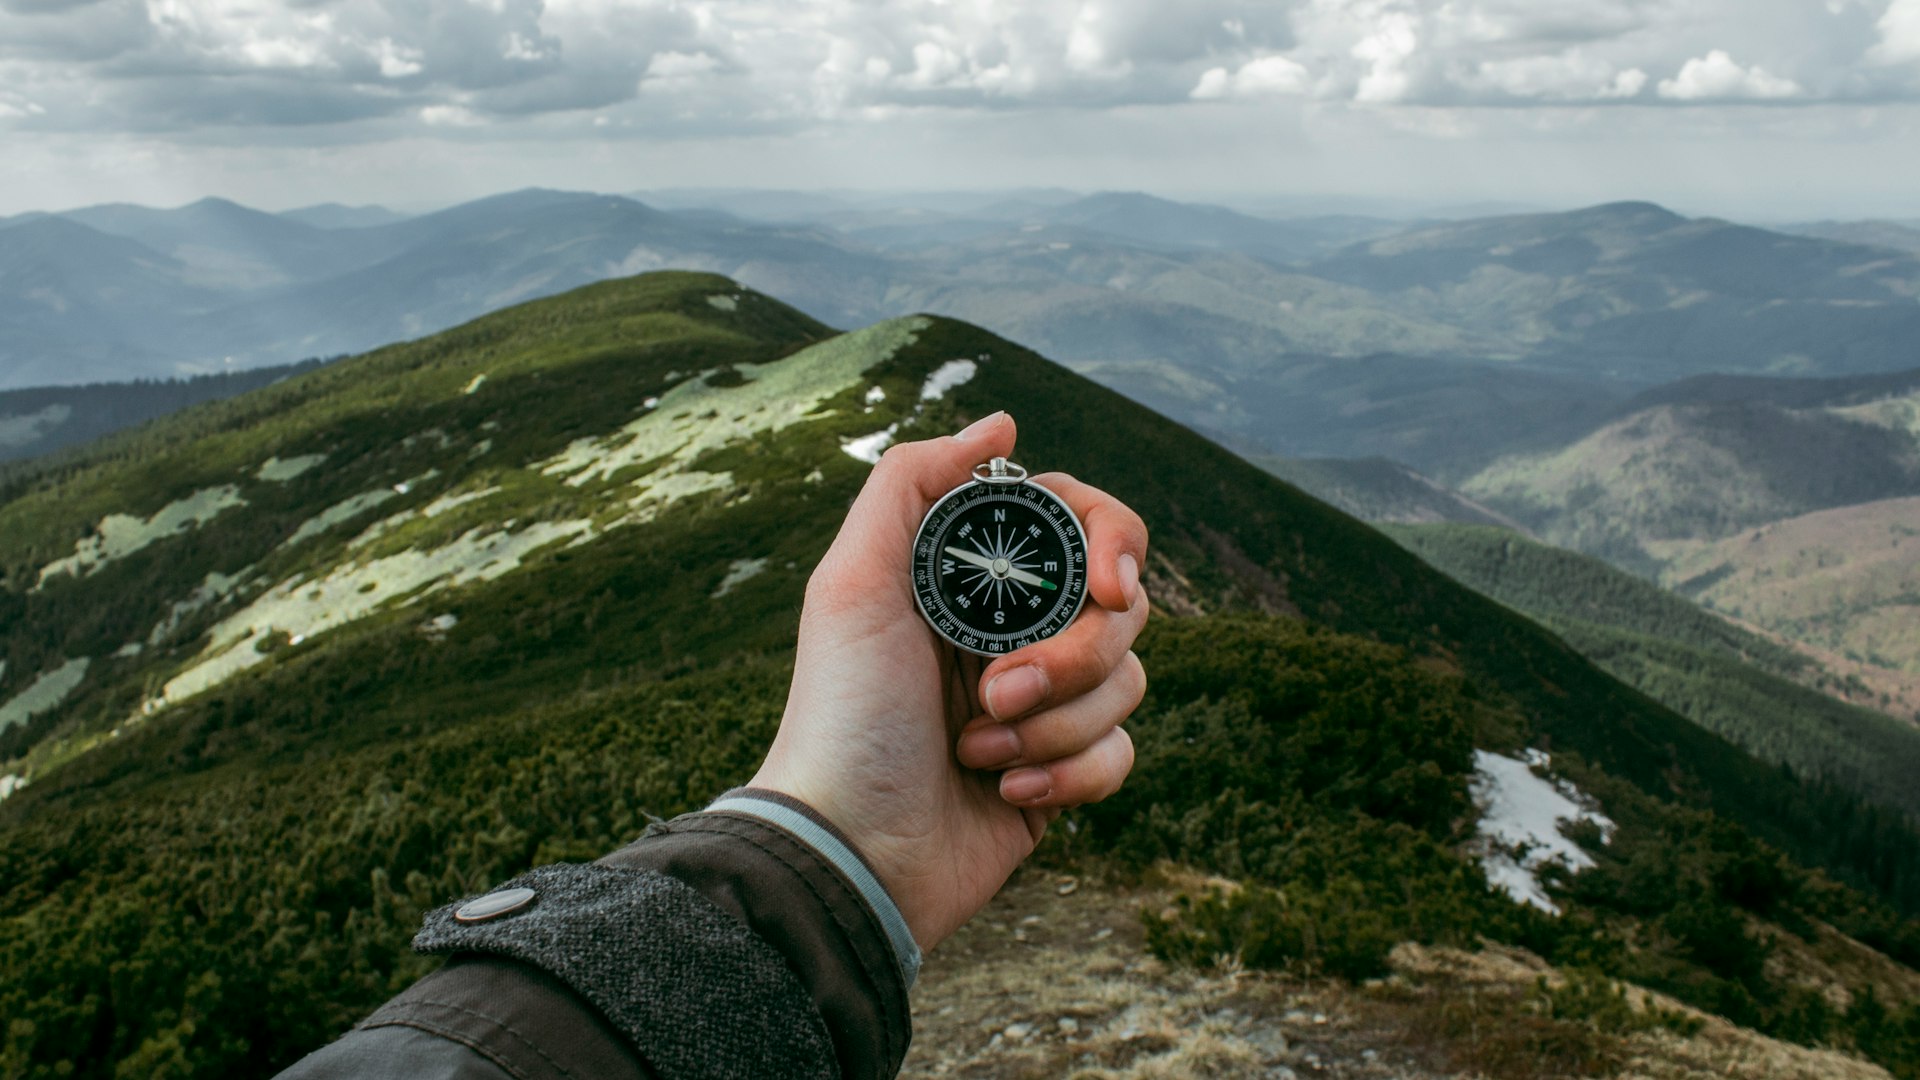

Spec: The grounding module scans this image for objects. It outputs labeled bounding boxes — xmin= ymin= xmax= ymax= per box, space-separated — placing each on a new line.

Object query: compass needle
xmin=914 ymin=456 xmax=1089 ymax=655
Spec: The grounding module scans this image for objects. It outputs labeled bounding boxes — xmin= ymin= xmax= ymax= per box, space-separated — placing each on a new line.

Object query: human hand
xmin=747 ymin=412 xmax=1149 ymax=951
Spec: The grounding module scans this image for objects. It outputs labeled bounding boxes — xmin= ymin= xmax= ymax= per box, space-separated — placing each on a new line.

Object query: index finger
xmin=1027 ymin=471 xmax=1147 ymax=614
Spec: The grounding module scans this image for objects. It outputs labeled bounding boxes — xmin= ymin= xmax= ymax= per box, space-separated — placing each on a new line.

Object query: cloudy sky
xmin=3 ymin=0 xmax=1919 ymax=219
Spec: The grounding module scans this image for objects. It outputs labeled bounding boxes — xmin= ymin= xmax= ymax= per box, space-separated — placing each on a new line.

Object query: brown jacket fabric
xmin=277 ymin=798 xmax=913 ymax=1080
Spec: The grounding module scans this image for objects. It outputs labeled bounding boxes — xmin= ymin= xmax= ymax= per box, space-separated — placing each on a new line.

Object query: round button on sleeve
xmin=454 ymin=886 xmax=537 ymax=923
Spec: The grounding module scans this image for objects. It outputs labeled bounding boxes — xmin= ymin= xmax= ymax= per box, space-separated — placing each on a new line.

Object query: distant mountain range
xmin=8 ymin=193 xmax=1919 ymax=444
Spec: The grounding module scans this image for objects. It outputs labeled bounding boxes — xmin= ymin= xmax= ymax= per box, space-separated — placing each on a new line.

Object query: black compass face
xmin=913 ymin=477 xmax=1089 ymax=656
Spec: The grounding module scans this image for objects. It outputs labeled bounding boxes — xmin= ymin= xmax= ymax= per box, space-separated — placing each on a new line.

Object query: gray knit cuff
xmin=706 ymin=791 xmax=923 ymax=988
xmin=413 ymin=862 xmax=836 ymax=1080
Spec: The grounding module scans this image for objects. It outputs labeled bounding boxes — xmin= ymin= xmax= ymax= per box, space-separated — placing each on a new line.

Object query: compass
xmin=912 ymin=457 xmax=1089 ymax=656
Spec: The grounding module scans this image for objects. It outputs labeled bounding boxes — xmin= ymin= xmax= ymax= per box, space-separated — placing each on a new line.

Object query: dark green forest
xmin=6 ymin=617 xmax=1920 ymax=1077
xmin=0 ymin=360 xmax=330 ymax=466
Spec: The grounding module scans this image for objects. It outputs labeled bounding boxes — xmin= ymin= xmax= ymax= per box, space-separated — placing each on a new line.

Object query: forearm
xmin=276 ymin=791 xmax=915 ymax=1080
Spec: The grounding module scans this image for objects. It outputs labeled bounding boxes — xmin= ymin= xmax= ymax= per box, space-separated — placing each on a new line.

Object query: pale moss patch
xmin=540 ymin=317 xmax=930 ymax=504
xmin=35 ymin=486 xmax=247 ymax=588
xmin=159 ymin=519 xmax=596 ymax=708
xmin=148 ymin=569 xmax=254 ymax=647
xmin=0 ymin=658 xmax=90 ymax=734
xmin=706 ymin=294 xmax=739 ymax=311
xmin=285 ymin=489 xmax=400 ymax=549
xmin=1833 ymin=391 xmax=1920 ymax=439
xmin=349 ymin=487 xmax=505 ymax=550
xmin=256 ymin=454 xmax=327 ymax=482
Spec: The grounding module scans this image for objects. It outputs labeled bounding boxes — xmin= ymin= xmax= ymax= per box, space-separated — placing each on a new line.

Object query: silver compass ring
xmin=972 ymin=456 xmax=1028 ymax=484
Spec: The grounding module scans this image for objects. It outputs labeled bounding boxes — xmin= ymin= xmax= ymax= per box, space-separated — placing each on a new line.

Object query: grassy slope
xmin=1387 ymin=523 xmax=1920 ymax=823
xmin=1663 ymin=497 xmax=1920 ymax=676
xmin=1461 ymin=400 xmax=1920 ymax=574
xmin=5 ymin=272 xmax=1920 ymax=1076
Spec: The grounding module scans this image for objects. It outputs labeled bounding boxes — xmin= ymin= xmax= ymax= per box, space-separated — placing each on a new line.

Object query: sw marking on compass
xmin=912 ymin=473 xmax=1088 ymax=656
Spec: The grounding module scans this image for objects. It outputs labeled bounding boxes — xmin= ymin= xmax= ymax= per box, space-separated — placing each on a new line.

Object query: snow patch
xmin=36 ymin=486 xmax=246 ymax=589
xmin=540 ymin=316 xmax=929 ymax=513
xmin=865 ymin=386 xmax=887 ymax=404
xmin=920 ymin=359 xmax=978 ymax=402
xmin=0 ymin=658 xmax=90 ymax=733
xmin=159 ymin=519 xmax=594 ymax=708
xmin=256 ymin=454 xmax=326 ymax=482
xmin=712 ymin=558 xmax=768 ymax=598
xmin=0 ymin=773 xmax=26 ymax=803
xmin=842 ymin=425 xmax=898 ymax=464
xmin=114 ymin=642 xmax=143 ymax=658
xmin=421 ymin=613 xmax=459 ymax=639
xmin=1471 ymin=749 xmax=1614 ymax=915
xmin=464 ymin=374 xmax=488 ymax=395
xmin=706 ymin=294 xmax=738 ymax=311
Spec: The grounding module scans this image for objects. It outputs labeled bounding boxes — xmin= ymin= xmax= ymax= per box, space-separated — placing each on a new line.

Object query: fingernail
xmin=986 ymin=666 xmax=1048 ymax=721
xmin=1001 ymin=767 xmax=1051 ymax=804
xmin=1118 ymin=553 xmax=1140 ymax=607
xmin=956 ymin=411 xmax=1006 ymax=441
xmin=959 ymin=725 xmax=1021 ymax=769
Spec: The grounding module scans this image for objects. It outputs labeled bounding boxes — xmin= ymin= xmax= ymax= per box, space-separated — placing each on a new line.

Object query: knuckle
xmin=1119 ymin=651 xmax=1148 ymax=707
xmin=876 ymin=441 xmax=919 ymax=469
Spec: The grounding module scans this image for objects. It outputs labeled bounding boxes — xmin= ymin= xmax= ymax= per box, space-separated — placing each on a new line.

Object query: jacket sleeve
xmin=275 ymin=789 xmax=917 ymax=1080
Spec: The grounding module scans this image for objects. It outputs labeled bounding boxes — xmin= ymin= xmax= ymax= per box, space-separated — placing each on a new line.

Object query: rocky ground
xmin=900 ymin=865 xmax=1891 ymax=1080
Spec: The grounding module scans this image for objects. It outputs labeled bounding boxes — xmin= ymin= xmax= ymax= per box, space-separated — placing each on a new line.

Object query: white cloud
xmin=1658 ymin=49 xmax=1803 ymax=101
xmin=1472 ymin=52 xmax=1647 ymax=101
xmin=0 ymin=0 xmax=1902 ymax=146
xmin=1352 ymin=12 xmax=1419 ymax=103
xmin=1871 ymin=0 xmax=1920 ymax=64
xmin=1190 ymin=54 xmax=1310 ymax=99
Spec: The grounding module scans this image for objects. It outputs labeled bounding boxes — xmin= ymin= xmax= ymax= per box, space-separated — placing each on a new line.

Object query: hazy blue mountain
xmin=1783 ymin=219 xmax=1920 ymax=256
xmin=61 ymin=196 xmax=405 ymax=289
xmin=0 ymin=217 xmax=219 ymax=388
xmin=0 ymin=189 xmax=899 ymax=387
xmin=278 ymin=203 xmax=412 ymax=229
xmin=202 ymin=190 xmax=894 ymax=368
xmin=976 ymin=191 xmax=1401 ymax=264
xmin=1307 ymin=201 xmax=1920 ymax=379
xmin=1252 ymin=456 xmax=1526 ymax=529
xmin=1068 ymin=349 xmax=1629 ymax=479
xmin=1624 ymin=365 xmax=1920 ymax=412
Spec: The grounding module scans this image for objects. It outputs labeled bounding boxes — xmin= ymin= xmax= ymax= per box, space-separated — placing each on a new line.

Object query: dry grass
xmin=903 ymin=868 xmax=1895 ymax=1080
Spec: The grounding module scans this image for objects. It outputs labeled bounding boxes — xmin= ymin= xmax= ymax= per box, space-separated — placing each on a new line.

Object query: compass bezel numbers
xmin=912 ymin=476 xmax=1089 ymax=656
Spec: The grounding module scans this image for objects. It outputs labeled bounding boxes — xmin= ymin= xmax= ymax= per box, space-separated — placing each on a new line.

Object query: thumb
xmin=823 ymin=412 xmax=1018 ymax=581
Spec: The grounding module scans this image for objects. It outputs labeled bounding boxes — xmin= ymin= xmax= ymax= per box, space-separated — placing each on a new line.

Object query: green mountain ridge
xmin=5 ymin=272 xmax=1920 ymax=1077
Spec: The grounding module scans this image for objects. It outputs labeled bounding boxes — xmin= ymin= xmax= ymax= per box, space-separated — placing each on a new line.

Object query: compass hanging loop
xmin=972 ymin=457 xmax=1028 ymax=484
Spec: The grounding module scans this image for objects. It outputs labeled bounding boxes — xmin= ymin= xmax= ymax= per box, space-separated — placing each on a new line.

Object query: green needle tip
xmin=1039 ymin=579 xmax=1057 ymax=591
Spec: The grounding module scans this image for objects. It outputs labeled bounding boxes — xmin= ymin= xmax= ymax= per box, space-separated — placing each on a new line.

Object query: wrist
xmin=708 ymin=787 xmax=924 ymax=985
